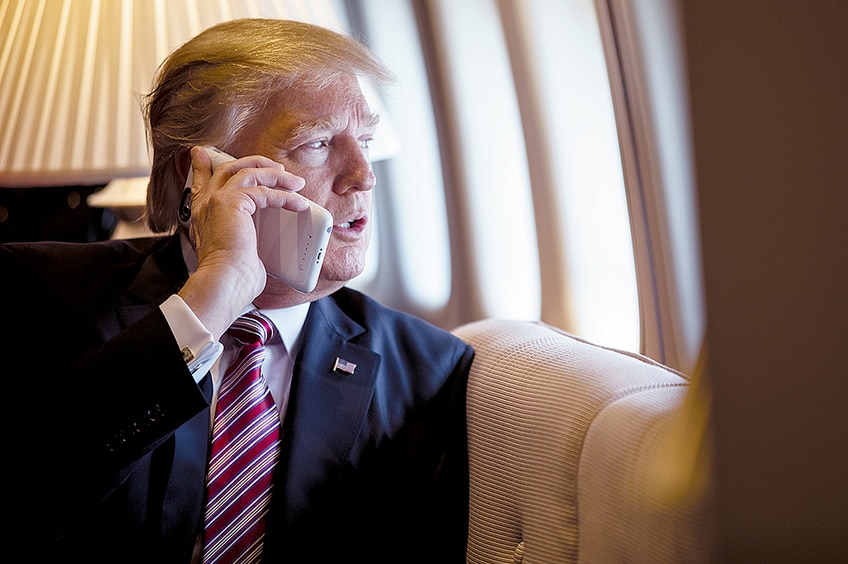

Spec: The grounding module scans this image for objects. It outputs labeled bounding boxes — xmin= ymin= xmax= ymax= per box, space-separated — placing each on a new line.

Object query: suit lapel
xmin=276 ymin=295 xmax=381 ymax=515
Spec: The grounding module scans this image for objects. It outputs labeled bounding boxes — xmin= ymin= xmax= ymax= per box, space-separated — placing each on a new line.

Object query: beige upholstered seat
xmin=453 ymin=319 xmax=709 ymax=563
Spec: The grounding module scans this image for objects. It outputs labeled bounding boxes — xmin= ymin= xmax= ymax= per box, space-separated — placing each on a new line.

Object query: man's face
xmin=231 ymin=74 xmax=379 ymax=291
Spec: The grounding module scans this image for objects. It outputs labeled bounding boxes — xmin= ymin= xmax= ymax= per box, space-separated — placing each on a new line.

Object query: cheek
xmin=295 ymin=172 xmax=332 ymax=204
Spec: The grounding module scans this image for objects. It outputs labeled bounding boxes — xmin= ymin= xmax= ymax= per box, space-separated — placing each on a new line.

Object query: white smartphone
xmin=184 ymin=146 xmax=333 ymax=293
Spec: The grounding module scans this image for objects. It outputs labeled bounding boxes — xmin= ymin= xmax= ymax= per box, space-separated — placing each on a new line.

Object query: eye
xmin=360 ymin=137 xmax=374 ymax=149
xmin=305 ymin=139 xmax=329 ymax=150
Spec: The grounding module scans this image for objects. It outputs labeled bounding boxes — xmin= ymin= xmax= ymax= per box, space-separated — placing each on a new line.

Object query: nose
xmin=333 ymin=139 xmax=376 ymax=194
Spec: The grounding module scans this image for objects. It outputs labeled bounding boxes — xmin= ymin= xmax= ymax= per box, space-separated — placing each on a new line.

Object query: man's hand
xmin=178 ymin=146 xmax=309 ymax=339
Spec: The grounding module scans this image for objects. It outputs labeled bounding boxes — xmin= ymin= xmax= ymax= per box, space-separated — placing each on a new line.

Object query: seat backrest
xmin=453 ymin=318 xmax=708 ymax=564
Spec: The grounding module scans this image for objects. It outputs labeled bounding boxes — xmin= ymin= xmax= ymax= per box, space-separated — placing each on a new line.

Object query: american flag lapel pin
xmin=333 ymin=357 xmax=357 ymax=375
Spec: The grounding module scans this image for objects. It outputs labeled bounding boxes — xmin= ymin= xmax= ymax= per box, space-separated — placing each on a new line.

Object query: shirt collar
xmin=258 ymin=303 xmax=310 ymax=357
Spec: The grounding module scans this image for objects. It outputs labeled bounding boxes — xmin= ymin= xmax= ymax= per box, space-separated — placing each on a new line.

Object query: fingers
xmin=189 ymin=147 xmax=306 ymax=204
xmin=219 ymin=166 xmax=309 ymax=213
xmin=251 ymin=182 xmax=311 ymax=213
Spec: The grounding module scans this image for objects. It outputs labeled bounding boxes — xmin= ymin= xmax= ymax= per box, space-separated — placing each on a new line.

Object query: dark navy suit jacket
xmin=3 ymin=234 xmax=473 ymax=563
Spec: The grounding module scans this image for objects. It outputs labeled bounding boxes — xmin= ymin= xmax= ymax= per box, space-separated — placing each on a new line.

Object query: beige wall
xmin=682 ymin=2 xmax=848 ymax=561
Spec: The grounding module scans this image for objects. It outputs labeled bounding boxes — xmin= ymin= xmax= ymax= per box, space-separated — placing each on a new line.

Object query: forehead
xmin=267 ymin=75 xmax=376 ymax=136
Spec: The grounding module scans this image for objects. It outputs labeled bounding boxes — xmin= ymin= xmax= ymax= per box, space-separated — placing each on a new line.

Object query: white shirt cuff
xmin=159 ymin=294 xmax=223 ymax=383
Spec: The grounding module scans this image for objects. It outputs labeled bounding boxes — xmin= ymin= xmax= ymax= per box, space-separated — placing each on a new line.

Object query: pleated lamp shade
xmin=0 ymin=0 xmax=397 ymax=190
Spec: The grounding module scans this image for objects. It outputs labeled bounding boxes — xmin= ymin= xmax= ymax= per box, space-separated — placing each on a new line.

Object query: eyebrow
xmin=287 ymin=112 xmax=382 ymax=147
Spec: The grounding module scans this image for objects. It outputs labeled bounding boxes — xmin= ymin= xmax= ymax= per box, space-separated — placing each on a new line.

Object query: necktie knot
xmin=227 ymin=310 xmax=276 ymax=347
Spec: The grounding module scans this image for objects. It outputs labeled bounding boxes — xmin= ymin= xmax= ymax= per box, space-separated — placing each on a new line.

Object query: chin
xmin=321 ymin=251 xmax=367 ymax=283
xmin=319 ymin=267 xmax=364 ymax=286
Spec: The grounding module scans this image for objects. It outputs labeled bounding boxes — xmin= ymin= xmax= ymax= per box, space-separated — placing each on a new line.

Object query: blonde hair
xmin=141 ymin=18 xmax=394 ymax=233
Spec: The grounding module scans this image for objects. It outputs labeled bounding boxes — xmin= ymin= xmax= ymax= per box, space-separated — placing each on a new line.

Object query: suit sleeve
xmin=2 ymin=244 xmax=210 ymax=544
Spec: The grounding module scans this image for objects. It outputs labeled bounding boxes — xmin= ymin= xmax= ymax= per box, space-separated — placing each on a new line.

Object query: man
xmin=4 ymin=19 xmax=472 ymax=563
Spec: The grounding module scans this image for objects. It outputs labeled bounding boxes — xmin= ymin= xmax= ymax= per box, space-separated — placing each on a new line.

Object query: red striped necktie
xmin=203 ymin=310 xmax=280 ymax=564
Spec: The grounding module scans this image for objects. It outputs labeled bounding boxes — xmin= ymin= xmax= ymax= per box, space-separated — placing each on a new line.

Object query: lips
xmin=333 ymin=214 xmax=367 ymax=233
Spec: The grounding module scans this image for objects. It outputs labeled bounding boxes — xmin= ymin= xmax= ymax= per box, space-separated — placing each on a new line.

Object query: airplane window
xmin=425 ymin=0 xmax=541 ymax=320
xmin=515 ymin=0 xmax=639 ymax=349
xmin=624 ymin=0 xmax=704 ymax=369
xmin=347 ymin=0 xmax=640 ymax=351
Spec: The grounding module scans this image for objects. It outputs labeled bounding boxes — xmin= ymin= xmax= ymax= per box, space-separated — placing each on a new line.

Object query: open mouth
xmin=334 ymin=217 xmax=366 ymax=230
